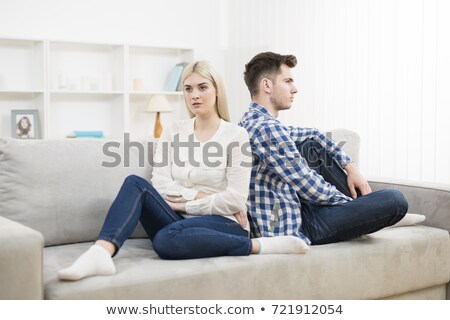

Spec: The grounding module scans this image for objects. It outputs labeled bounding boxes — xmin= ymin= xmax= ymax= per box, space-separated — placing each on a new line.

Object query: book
xmin=176 ymin=62 xmax=189 ymax=91
xmin=164 ymin=62 xmax=189 ymax=91
xmin=73 ymin=130 xmax=104 ymax=138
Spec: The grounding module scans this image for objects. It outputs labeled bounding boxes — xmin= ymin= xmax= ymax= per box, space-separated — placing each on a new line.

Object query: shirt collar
xmin=249 ymin=102 xmax=277 ymax=118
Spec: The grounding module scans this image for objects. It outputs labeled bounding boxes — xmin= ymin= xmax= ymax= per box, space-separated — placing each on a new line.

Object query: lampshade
xmin=144 ymin=94 xmax=172 ymax=138
xmin=144 ymin=95 xmax=172 ymax=113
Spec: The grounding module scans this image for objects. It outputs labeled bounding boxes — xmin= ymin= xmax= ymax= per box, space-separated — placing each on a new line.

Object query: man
xmin=238 ymin=52 xmax=408 ymax=245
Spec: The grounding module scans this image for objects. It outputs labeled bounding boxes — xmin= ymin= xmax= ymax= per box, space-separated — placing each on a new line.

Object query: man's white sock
xmin=256 ymin=236 xmax=309 ymax=254
xmin=58 ymin=244 xmax=116 ymax=281
xmin=390 ymin=213 xmax=426 ymax=228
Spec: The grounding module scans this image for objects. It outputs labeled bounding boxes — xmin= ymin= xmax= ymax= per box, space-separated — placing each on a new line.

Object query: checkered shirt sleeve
xmin=252 ymin=123 xmax=352 ymax=204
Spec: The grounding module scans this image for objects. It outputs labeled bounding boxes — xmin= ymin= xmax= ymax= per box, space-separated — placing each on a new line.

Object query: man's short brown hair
xmin=243 ymin=52 xmax=297 ymax=98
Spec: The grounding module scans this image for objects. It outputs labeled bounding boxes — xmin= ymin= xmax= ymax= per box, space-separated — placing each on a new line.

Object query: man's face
xmin=270 ymin=64 xmax=298 ymax=111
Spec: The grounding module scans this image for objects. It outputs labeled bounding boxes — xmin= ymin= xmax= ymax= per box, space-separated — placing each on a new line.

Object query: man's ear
xmin=261 ymin=78 xmax=272 ymax=94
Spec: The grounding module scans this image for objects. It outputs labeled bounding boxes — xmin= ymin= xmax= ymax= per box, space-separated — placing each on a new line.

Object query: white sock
xmin=58 ymin=244 xmax=116 ymax=281
xmin=255 ymin=236 xmax=309 ymax=254
xmin=389 ymin=213 xmax=426 ymax=228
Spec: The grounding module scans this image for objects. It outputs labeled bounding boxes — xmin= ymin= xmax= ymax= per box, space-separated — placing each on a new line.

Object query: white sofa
xmin=0 ymin=130 xmax=449 ymax=300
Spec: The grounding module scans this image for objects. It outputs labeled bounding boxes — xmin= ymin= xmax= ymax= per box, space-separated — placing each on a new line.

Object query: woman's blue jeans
xmin=297 ymin=139 xmax=408 ymax=245
xmin=97 ymin=175 xmax=251 ymax=259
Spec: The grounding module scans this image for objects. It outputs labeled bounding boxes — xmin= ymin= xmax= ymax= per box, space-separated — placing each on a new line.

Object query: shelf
xmin=0 ymin=38 xmax=45 ymax=93
xmin=129 ymin=91 xmax=183 ymax=96
xmin=48 ymin=40 xmax=124 ymax=92
xmin=128 ymin=45 xmax=193 ymax=92
xmin=0 ymin=93 xmax=45 ymax=138
xmin=49 ymin=90 xmax=124 ymax=95
xmin=0 ymin=37 xmax=43 ymax=46
xmin=0 ymin=37 xmax=193 ymax=139
xmin=0 ymin=90 xmax=44 ymax=95
xmin=48 ymin=94 xmax=124 ymax=139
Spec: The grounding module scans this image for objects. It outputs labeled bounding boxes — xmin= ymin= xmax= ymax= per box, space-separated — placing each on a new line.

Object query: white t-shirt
xmin=151 ymin=118 xmax=252 ymax=229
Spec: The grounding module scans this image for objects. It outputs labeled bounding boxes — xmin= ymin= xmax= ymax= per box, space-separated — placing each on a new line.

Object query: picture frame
xmin=11 ymin=109 xmax=41 ymax=139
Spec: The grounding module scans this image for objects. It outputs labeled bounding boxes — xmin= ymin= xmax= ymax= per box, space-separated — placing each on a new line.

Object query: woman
xmin=58 ymin=61 xmax=308 ymax=281
xmin=16 ymin=116 xmax=32 ymax=138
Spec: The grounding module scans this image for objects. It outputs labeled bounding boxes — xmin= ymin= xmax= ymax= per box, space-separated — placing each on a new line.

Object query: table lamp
xmin=144 ymin=95 xmax=172 ymax=138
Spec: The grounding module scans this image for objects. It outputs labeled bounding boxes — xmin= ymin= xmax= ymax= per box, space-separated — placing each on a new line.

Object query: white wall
xmin=0 ymin=0 xmax=228 ymax=138
xmin=1 ymin=0 xmax=449 ymax=184
xmin=0 ymin=0 xmax=226 ymax=72
xmin=225 ymin=0 xmax=450 ymax=185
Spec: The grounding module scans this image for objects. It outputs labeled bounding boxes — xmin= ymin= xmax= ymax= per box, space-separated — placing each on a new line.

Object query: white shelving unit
xmin=0 ymin=37 xmax=193 ymax=139
xmin=0 ymin=38 xmax=45 ymax=138
xmin=127 ymin=45 xmax=192 ymax=139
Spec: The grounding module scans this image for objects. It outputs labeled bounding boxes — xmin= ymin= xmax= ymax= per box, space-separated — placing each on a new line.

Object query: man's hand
xmin=233 ymin=210 xmax=248 ymax=229
xmin=345 ymin=162 xmax=372 ymax=199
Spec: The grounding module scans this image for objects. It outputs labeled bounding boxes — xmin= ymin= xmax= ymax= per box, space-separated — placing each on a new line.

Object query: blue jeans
xmin=97 ymin=175 xmax=251 ymax=259
xmin=297 ymin=140 xmax=408 ymax=245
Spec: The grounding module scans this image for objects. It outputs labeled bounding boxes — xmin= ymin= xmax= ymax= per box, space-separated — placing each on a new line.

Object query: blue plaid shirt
xmin=238 ymin=103 xmax=353 ymax=243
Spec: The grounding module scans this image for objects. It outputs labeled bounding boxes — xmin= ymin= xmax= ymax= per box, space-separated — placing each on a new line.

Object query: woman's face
xmin=183 ymin=73 xmax=217 ymax=118
xmin=20 ymin=118 xmax=29 ymax=129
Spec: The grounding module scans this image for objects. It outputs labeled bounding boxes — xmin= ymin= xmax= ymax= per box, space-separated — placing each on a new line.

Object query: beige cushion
xmin=0 ymin=130 xmax=358 ymax=247
xmin=43 ymin=226 xmax=450 ymax=299
xmin=0 ymin=216 xmax=44 ymax=299
xmin=330 ymin=128 xmax=360 ymax=164
xmin=0 ymin=138 xmax=152 ymax=246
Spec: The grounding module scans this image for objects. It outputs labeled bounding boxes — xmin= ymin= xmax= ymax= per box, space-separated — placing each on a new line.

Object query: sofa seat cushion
xmin=43 ymin=226 xmax=450 ymax=299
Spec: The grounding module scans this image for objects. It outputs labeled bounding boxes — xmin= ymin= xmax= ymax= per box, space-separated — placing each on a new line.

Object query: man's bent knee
xmin=381 ymin=188 xmax=409 ymax=216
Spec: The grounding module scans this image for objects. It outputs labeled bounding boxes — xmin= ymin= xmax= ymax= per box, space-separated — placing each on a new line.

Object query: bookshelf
xmin=0 ymin=37 xmax=193 ymax=139
xmin=0 ymin=38 xmax=45 ymax=138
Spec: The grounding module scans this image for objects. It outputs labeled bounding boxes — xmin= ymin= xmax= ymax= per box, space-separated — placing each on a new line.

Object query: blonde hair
xmin=181 ymin=61 xmax=230 ymax=122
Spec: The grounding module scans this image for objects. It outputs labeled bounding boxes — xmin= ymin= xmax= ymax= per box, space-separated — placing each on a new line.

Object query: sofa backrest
xmin=0 ymin=129 xmax=360 ymax=247
xmin=328 ymin=128 xmax=360 ymax=165
xmin=0 ymin=138 xmax=153 ymax=246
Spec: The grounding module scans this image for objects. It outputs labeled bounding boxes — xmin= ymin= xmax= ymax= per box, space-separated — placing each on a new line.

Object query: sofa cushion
xmin=329 ymin=128 xmax=360 ymax=164
xmin=42 ymin=225 xmax=450 ymax=299
xmin=0 ymin=138 xmax=152 ymax=246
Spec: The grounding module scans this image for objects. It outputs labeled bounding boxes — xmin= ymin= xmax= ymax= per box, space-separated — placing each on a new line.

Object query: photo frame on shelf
xmin=11 ymin=109 xmax=41 ymax=139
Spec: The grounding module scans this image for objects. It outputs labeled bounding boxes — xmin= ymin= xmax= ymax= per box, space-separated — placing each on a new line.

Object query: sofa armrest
xmin=0 ymin=215 xmax=44 ymax=299
xmin=369 ymin=177 xmax=450 ymax=300
xmin=368 ymin=177 xmax=450 ymax=232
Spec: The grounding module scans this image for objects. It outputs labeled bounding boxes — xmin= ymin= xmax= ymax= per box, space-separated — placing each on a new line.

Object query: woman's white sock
xmin=58 ymin=244 xmax=116 ymax=281
xmin=256 ymin=236 xmax=309 ymax=254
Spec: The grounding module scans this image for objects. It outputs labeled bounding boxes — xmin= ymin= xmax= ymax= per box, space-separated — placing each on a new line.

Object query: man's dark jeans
xmin=297 ymin=139 xmax=408 ymax=245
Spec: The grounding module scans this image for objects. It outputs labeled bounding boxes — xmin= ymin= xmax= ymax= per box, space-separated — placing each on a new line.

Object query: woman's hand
xmin=195 ymin=191 xmax=210 ymax=200
xmin=162 ymin=194 xmax=187 ymax=203
xmin=165 ymin=200 xmax=186 ymax=213
xmin=233 ymin=210 xmax=248 ymax=229
xmin=164 ymin=191 xmax=210 ymax=213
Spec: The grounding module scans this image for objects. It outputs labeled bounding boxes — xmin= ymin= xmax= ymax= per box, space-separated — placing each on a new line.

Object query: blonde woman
xmin=58 ymin=61 xmax=308 ymax=281
xmin=16 ymin=116 xmax=32 ymax=138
